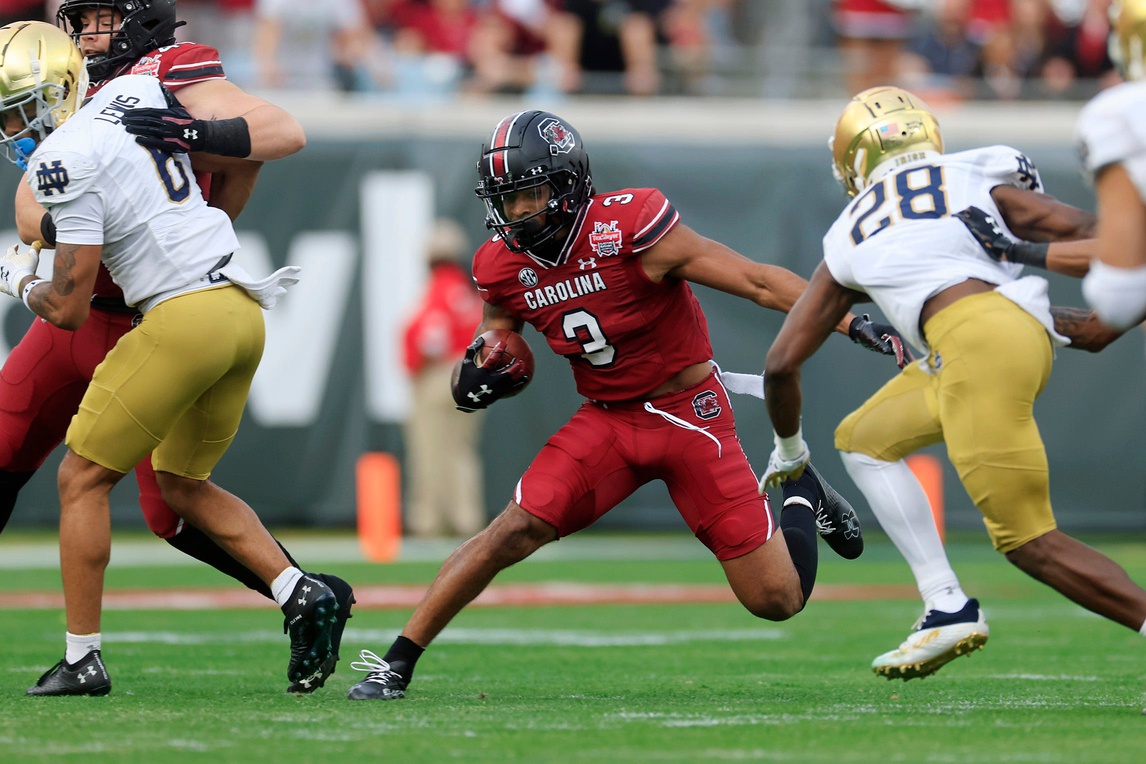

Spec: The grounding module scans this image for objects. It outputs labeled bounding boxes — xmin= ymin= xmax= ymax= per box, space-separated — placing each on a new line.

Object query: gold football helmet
xmin=830 ymin=86 xmax=944 ymax=198
xmin=0 ymin=20 xmax=87 ymax=169
xmin=1109 ymin=0 xmax=1146 ymax=81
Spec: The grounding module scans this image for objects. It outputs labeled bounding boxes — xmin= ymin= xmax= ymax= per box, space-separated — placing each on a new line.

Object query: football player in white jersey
xmin=758 ymin=86 xmax=1146 ymax=685
xmin=1078 ymin=0 xmax=1146 ymax=330
xmin=0 ymin=21 xmax=340 ymax=697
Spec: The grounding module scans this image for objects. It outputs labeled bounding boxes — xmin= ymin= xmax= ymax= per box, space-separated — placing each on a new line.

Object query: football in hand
xmin=476 ymin=328 xmax=535 ymax=396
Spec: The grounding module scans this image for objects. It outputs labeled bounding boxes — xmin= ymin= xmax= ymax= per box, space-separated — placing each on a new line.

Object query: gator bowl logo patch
xmin=588 ymin=220 xmax=622 ymax=257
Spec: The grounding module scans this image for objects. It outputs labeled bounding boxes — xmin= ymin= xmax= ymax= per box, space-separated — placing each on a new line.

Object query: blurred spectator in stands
xmin=833 ymin=0 xmax=923 ymax=94
xmin=468 ymin=0 xmax=561 ymax=95
xmin=177 ymin=1 xmax=257 ymax=86
xmin=897 ymin=0 xmax=981 ymax=101
xmin=1041 ymin=0 xmax=1116 ymax=96
xmin=252 ymin=0 xmax=387 ymax=91
xmin=549 ymin=0 xmax=672 ymax=96
xmin=977 ymin=0 xmax=1056 ymax=99
xmin=1 ymin=0 xmax=48 ymax=24
xmin=660 ymin=0 xmax=739 ymax=95
xmin=382 ymin=0 xmax=480 ymax=97
xmin=400 ymin=219 xmax=487 ymax=539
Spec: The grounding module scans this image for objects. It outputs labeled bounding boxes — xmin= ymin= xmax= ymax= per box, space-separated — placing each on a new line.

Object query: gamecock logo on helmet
xmin=692 ymin=391 xmax=721 ymax=420
xmin=538 ymin=118 xmax=575 ymax=155
xmin=518 ymin=268 xmax=539 ymax=287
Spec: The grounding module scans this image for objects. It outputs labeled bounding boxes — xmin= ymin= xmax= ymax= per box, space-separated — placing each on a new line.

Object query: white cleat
xmin=872 ymin=598 xmax=989 ymax=681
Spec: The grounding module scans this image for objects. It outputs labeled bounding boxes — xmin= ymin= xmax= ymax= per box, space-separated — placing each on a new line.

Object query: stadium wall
xmin=1 ymin=97 xmax=1142 ymax=534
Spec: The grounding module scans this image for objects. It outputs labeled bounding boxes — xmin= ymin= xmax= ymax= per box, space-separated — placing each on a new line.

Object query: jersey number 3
xmin=849 ymin=164 xmax=948 ymax=245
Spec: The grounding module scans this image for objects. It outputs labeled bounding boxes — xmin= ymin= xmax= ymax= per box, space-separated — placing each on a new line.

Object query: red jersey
xmin=84 ymin=43 xmax=227 ymax=299
xmin=472 ymin=188 xmax=713 ymax=402
xmin=86 ymin=42 xmax=226 ymax=97
xmin=402 ymin=262 xmax=484 ymax=376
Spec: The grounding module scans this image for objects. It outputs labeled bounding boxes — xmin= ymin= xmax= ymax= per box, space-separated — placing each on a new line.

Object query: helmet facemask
xmin=477 ymin=167 xmax=585 ymax=256
xmin=0 ymin=21 xmax=88 ymax=169
xmin=56 ymin=0 xmax=182 ymax=82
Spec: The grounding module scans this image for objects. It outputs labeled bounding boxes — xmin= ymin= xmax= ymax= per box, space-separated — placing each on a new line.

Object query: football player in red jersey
xmin=346 ymin=110 xmax=910 ymax=701
xmin=4 ymin=0 xmax=352 ymax=694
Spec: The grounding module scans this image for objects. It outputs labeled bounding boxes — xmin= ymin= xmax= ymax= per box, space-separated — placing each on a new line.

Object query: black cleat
xmin=26 ymin=650 xmax=111 ymax=697
xmin=346 ymin=650 xmax=409 ymax=701
xmin=282 ymin=574 xmax=338 ymax=683
xmin=785 ymin=463 xmax=863 ymax=560
xmin=287 ymin=573 xmax=356 ymax=693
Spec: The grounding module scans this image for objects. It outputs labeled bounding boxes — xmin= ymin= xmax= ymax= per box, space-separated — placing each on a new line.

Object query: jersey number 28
xmin=849 ymin=164 xmax=948 ymax=245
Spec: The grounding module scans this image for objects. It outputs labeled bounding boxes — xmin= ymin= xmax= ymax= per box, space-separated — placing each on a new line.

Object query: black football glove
xmin=955 ymin=206 xmax=1048 ymax=268
xmin=451 ymin=336 xmax=531 ymax=412
xmin=849 ymin=314 xmax=914 ymax=369
xmin=122 ymin=103 xmax=208 ymax=153
xmin=122 ymin=106 xmax=252 ymax=157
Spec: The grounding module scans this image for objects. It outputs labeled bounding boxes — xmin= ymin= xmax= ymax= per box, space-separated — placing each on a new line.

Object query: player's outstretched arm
xmin=641 ymin=223 xmax=852 ymax=332
xmin=1050 ymin=306 xmax=1126 ymax=352
xmin=643 ymin=223 xmax=910 ymax=366
xmin=990 ymin=184 xmax=1096 ymax=243
xmin=956 ymin=205 xmax=1094 ymax=278
xmin=760 ymin=263 xmax=858 ymax=487
xmin=125 ymin=79 xmax=305 ymax=162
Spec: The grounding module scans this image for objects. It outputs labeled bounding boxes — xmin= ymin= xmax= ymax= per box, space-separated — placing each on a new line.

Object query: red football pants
xmin=0 ymin=311 xmax=179 ymax=537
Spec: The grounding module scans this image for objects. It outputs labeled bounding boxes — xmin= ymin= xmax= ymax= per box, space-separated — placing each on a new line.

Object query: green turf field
xmin=2 ymin=531 xmax=1145 ymax=762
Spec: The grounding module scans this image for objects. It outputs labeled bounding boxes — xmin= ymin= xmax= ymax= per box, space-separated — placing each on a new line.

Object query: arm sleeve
xmin=631 ymin=189 xmax=680 ymax=253
xmin=159 ymin=44 xmax=227 ymax=90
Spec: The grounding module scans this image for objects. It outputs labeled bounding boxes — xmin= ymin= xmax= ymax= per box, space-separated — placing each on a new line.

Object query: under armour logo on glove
xmin=121 ymin=103 xmax=208 ymax=153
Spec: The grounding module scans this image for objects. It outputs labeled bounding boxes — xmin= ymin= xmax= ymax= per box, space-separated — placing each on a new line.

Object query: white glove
xmin=0 ymin=241 xmax=41 ymax=298
xmin=758 ymin=437 xmax=811 ymax=493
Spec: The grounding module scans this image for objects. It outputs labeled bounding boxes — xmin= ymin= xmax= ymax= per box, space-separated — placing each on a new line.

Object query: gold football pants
xmin=835 ymin=291 xmax=1056 ymax=552
xmin=67 ymin=285 xmax=265 ymax=479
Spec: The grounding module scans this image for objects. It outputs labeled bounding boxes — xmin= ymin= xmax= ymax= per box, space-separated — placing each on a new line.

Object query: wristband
xmin=40 ymin=212 xmax=56 ymax=247
xmin=22 ymin=278 xmax=46 ymax=312
xmin=203 ymin=117 xmax=252 ymax=158
xmin=774 ymin=426 xmax=805 ymax=461
xmin=1009 ymin=241 xmax=1049 ymax=268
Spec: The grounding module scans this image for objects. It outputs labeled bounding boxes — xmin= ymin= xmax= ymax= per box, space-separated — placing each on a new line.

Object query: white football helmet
xmin=0 ymin=21 xmax=88 ymax=169
xmin=830 ymin=86 xmax=944 ymax=198
xmin=1109 ymin=0 xmax=1146 ymax=81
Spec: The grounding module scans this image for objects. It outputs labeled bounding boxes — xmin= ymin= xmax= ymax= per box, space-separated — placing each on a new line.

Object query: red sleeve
xmin=154 ymin=43 xmax=227 ymax=91
xmin=628 ymin=188 xmax=680 ymax=253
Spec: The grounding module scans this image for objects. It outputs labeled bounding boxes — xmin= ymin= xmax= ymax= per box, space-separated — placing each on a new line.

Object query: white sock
xmin=840 ymin=451 xmax=968 ymax=614
xmin=271 ymin=567 xmax=305 ymax=607
xmin=65 ymin=632 xmax=101 ymax=665
xmin=1139 ymin=619 xmax=1146 ymax=638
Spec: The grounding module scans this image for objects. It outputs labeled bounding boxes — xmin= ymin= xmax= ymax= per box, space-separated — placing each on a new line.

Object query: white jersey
xmin=26 ymin=75 xmax=239 ymax=311
xmin=822 ymin=145 xmax=1067 ymax=356
xmin=1075 ymin=80 xmax=1146 ymax=199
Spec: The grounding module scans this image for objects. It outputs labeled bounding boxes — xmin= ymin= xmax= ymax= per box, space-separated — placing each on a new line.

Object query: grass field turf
xmin=2 ymin=531 xmax=1145 ymax=762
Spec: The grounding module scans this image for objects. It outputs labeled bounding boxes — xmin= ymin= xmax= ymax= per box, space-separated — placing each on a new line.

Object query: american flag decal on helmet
xmin=486 ymin=112 xmax=524 ymax=179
